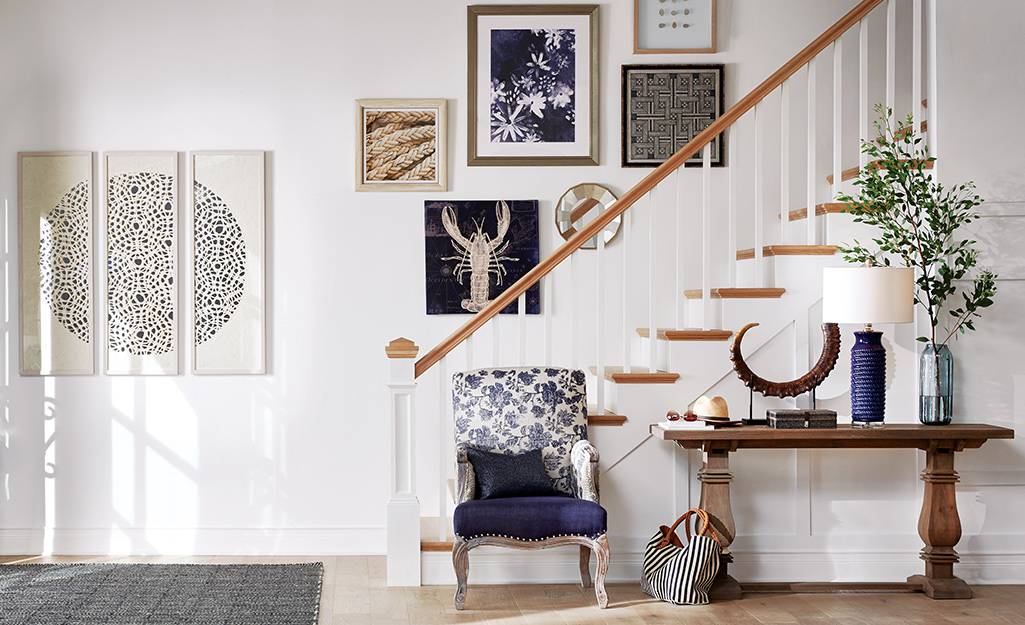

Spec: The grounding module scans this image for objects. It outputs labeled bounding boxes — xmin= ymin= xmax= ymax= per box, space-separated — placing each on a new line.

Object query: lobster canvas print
xmin=425 ymin=200 xmax=540 ymax=315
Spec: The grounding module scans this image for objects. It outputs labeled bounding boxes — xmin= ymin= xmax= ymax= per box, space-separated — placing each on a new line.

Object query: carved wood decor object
xmin=729 ymin=322 xmax=841 ymax=398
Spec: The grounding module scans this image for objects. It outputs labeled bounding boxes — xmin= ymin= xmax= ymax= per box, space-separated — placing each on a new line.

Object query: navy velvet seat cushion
xmin=466 ymin=447 xmax=559 ymax=499
xmin=454 ymin=496 xmax=607 ymax=540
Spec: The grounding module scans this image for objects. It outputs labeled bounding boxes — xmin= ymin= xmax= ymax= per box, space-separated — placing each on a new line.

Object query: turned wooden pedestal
xmin=652 ymin=424 xmax=1014 ymax=600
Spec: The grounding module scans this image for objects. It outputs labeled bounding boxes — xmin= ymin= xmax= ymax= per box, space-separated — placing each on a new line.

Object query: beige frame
xmin=467 ymin=4 xmax=600 ymax=167
xmin=633 ymin=0 xmax=717 ymax=54
xmin=18 ymin=151 xmax=96 ymax=376
xmin=355 ymin=99 xmax=447 ymax=192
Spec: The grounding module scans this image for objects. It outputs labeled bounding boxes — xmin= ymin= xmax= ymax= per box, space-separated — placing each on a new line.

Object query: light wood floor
xmin=3 ymin=555 xmax=1025 ymax=624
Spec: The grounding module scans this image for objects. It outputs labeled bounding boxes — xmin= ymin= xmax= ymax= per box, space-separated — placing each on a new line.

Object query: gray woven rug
xmin=0 ymin=563 xmax=323 ymax=625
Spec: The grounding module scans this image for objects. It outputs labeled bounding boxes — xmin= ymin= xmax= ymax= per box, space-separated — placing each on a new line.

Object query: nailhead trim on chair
xmin=457 ymin=533 xmax=604 ymax=541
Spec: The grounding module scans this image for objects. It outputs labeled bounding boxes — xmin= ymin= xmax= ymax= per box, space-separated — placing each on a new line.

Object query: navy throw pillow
xmin=466 ymin=447 xmax=560 ymax=500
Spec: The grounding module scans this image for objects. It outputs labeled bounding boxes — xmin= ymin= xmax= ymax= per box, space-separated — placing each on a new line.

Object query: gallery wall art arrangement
xmin=19 ymin=152 xmax=95 ymax=376
xmin=468 ymin=4 xmax=599 ymax=166
xmin=192 ymin=151 xmax=266 ymax=374
xmin=355 ymin=99 xmax=447 ymax=192
xmin=424 ymin=200 xmax=540 ymax=315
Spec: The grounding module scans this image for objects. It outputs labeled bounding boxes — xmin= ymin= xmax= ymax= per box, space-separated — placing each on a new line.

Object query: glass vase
xmin=919 ymin=344 xmax=953 ymax=425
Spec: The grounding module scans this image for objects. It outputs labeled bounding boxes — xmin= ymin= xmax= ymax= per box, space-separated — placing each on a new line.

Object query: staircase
xmin=384 ymin=0 xmax=936 ymax=586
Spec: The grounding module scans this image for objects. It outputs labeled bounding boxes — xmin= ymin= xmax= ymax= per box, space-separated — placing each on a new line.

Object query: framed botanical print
xmin=356 ymin=99 xmax=447 ymax=191
xmin=621 ymin=64 xmax=725 ymax=168
xmin=468 ymin=5 xmax=599 ymax=166
xmin=634 ymin=0 xmax=717 ymax=54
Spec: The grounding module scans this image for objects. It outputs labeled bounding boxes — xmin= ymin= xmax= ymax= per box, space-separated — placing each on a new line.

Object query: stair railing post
xmin=779 ymin=83 xmax=790 ymax=244
xmin=385 ymin=337 xmax=421 ymax=586
xmin=753 ymin=103 xmax=764 ymax=289
xmin=806 ymin=58 xmax=818 ymax=246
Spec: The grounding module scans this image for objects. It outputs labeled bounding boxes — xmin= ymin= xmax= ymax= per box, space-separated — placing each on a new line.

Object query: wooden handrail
xmin=414 ymin=0 xmax=884 ymax=379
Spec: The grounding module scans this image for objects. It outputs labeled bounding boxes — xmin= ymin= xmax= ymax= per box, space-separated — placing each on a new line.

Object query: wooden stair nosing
xmin=637 ymin=327 xmax=733 ymax=341
xmin=736 ymin=245 xmax=838 ymax=260
xmin=587 ymin=412 xmax=628 ymax=426
xmin=788 ymin=202 xmax=850 ymax=222
xmin=421 ymin=540 xmax=453 ymax=552
xmin=590 ymin=366 xmax=680 ymax=384
xmin=683 ymin=287 xmax=786 ymax=300
xmin=826 ymin=159 xmax=934 ymax=185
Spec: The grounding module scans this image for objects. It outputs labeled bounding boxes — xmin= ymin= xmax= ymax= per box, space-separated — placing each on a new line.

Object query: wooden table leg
xmin=907 ymin=444 xmax=972 ymax=599
xmin=696 ymin=444 xmax=742 ymax=601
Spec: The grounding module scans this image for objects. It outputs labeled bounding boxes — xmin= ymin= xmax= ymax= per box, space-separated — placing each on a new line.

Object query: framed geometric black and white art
xmin=191 ymin=151 xmax=266 ymax=374
xmin=621 ymin=64 xmax=725 ymax=168
xmin=424 ymin=200 xmax=540 ymax=315
xmin=19 ymin=151 xmax=95 ymax=375
xmin=468 ymin=4 xmax=599 ymax=166
xmin=105 ymin=151 xmax=179 ymax=375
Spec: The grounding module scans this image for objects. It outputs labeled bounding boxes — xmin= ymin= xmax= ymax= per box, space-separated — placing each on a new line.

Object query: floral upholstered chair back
xmin=452 ymin=367 xmax=588 ymax=495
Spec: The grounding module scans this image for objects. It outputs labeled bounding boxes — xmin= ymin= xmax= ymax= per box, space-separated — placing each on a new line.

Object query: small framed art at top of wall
xmin=634 ymin=0 xmax=717 ymax=54
xmin=621 ymin=64 xmax=725 ymax=168
xmin=468 ymin=4 xmax=599 ymax=166
xmin=356 ymin=99 xmax=447 ymax=191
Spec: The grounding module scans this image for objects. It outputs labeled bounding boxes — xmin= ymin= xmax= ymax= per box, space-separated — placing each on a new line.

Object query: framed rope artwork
xmin=355 ymin=99 xmax=447 ymax=192
xmin=467 ymin=4 xmax=599 ymax=166
xmin=621 ymin=64 xmax=725 ymax=168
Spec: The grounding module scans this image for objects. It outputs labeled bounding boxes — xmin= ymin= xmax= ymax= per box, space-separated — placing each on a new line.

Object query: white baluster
xmin=492 ymin=314 xmax=501 ymax=366
xmin=728 ymin=125 xmax=737 ymax=288
xmin=927 ymin=0 xmax=938 ymax=173
xmin=437 ymin=357 xmax=448 ymax=542
xmin=701 ymin=147 xmax=712 ymax=328
xmin=913 ymin=0 xmax=923 ymax=138
xmin=385 ymin=337 xmax=420 ymax=586
xmin=674 ymin=166 xmax=684 ymax=329
xmin=648 ymin=190 xmax=657 ymax=372
xmin=779 ymin=83 xmax=790 ymax=242
xmin=595 ymin=229 xmax=605 ymax=414
xmin=886 ymin=0 xmax=896 ymax=131
xmin=517 ymin=292 xmax=526 ymax=366
xmin=622 ymin=209 xmax=632 ymax=373
xmin=754 ymin=103 xmax=764 ymax=288
xmin=466 ymin=335 xmax=474 ymax=371
xmin=859 ymin=18 xmax=869 ymax=168
xmin=543 ymin=274 xmax=552 ymax=366
xmin=807 ymin=58 xmax=817 ymax=246
xmin=569 ymin=253 xmax=577 ymax=368
xmin=833 ymin=38 xmax=842 ymax=204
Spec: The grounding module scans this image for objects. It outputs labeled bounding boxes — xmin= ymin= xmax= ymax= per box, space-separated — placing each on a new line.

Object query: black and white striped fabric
xmin=640 ymin=529 xmax=721 ymax=605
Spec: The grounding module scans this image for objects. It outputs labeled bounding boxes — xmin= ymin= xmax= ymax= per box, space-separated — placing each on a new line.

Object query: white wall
xmin=0 ymin=0 xmax=1022 ymax=585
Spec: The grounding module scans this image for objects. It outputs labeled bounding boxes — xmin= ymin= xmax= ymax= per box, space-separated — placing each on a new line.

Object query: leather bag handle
xmin=657 ymin=508 xmax=722 ymax=549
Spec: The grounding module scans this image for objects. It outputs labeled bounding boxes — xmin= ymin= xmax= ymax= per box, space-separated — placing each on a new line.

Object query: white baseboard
xmin=421 ymin=548 xmax=1025 ymax=585
xmin=0 ymin=526 xmax=386 ymax=556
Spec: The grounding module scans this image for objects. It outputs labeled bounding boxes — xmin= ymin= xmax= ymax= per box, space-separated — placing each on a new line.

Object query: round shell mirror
xmin=556 ymin=183 xmax=621 ymax=249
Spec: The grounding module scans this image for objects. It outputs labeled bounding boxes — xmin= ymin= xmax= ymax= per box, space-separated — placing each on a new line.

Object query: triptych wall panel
xmin=191 ymin=151 xmax=266 ymax=374
xmin=104 ymin=152 xmax=179 ymax=375
xmin=19 ymin=152 xmax=95 ymax=375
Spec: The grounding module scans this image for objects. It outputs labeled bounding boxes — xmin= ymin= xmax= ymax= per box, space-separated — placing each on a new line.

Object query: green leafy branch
xmin=837 ymin=104 xmax=997 ymax=352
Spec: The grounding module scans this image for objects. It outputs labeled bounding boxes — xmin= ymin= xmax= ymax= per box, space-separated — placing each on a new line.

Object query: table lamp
xmin=822 ymin=266 xmax=914 ymax=427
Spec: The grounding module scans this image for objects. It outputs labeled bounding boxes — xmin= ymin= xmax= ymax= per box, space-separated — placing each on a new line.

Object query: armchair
xmin=450 ymin=367 xmax=609 ymax=609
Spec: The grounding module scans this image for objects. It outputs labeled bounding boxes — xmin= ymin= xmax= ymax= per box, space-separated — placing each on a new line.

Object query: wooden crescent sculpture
xmin=729 ymin=322 xmax=842 ymax=398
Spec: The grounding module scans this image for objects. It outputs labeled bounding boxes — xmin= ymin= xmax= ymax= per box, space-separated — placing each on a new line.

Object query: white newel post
xmin=385 ymin=337 xmax=421 ymax=586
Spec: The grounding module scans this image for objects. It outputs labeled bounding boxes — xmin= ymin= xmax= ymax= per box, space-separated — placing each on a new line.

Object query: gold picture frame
xmin=633 ymin=0 xmax=717 ymax=54
xmin=467 ymin=4 xmax=599 ymax=166
xmin=355 ymin=99 xmax=447 ymax=192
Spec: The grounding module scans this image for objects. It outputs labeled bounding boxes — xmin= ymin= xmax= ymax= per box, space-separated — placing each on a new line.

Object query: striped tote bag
xmin=640 ymin=508 xmax=723 ymax=605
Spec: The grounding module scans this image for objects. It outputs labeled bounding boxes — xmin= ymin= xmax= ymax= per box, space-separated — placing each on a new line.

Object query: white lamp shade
xmin=822 ymin=267 xmax=914 ymax=324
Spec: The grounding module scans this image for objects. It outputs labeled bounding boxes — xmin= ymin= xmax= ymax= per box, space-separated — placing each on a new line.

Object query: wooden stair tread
xmin=421 ymin=541 xmax=453 ymax=552
xmin=788 ymin=202 xmax=850 ymax=221
xmin=590 ymin=366 xmax=680 ymax=384
xmin=736 ymin=245 xmax=838 ymax=260
xmin=684 ymin=288 xmax=786 ymax=299
xmin=826 ymin=159 xmax=934 ymax=185
xmin=637 ymin=328 xmax=733 ymax=341
xmin=587 ymin=409 xmax=628 ymax=426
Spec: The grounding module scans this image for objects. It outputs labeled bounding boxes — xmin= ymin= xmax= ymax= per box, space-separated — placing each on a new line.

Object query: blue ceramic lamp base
xmin=850 ymin=330 xmax=886 ymax=428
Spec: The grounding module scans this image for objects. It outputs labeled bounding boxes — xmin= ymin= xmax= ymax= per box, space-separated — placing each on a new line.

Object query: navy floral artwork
xmin=490 ymin=29 xmax=576 ymax=143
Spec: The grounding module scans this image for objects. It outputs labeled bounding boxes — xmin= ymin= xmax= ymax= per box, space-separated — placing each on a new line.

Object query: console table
xmin=650 ymin=423 xmax=1015 ymax=600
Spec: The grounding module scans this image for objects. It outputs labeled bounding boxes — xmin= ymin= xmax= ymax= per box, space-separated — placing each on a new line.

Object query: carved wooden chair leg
xmin=592 ymin=534 xmax=610 ymax=609
xmin=579 ymin=545 xmax=592 ymax=588
xmin=452 ymin=537 xmax=470 ymax=610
